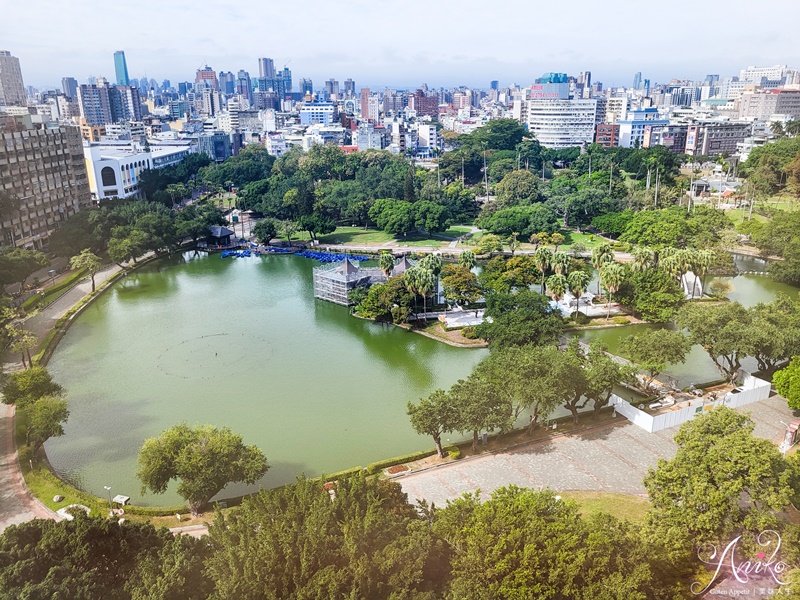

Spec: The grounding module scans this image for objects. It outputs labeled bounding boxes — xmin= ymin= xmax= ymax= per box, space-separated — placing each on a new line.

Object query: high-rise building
xmin=0 ymin=114 xmax=91 ymax=249
xmin=0 ymin=50 xmax=26 ymax=107
xmin=236 ymin=70 xmax=252 ymax=102
xmin=195 ymin=66 xmax=218 ymax=90
xmin=325 ymin=79 xmax=340 ymax=99
xmin=343 ymin=78 xmax=355 ymax=98
xmin=299 ymin=78 xmax=313 ymax=95
xmin=77 ymin=82 xmax=113 ymax=125
xmin=218 ymin=71 xmax=235 ymax=95
xmin=113 ymin=51 xmax=130 ymax=86
xmin=633 ymin=72 xmax=642 ymax=90
xmin=61 ymin=77 xmax=78 ymax=100
xmin=280 ymin=67 xmax=292 ymax=97
xmin=108 ymin=85 xmax=142 ymax=122
xmin=360 ymin=87 xmax=370 ymax=121
xmin=258 ymin=57 xmax=275 ymax=80
xmin=490 ymin=80 xmax=499 ymax=90
xmin=522 ymin=98 xmax=598 ymax=148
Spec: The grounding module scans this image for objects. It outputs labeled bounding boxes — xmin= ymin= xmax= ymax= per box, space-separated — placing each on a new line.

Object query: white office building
xmin=83 ymin=141 xmax=194 ymax=200
xmin=524 ymin=99 xmax=597 ymax=148
xmin=617 ymin=108 xmax=670 ymax=148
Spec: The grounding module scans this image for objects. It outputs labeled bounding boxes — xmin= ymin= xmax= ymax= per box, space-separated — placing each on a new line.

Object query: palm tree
xmin=659 ymin=253 xmax=681 ymax=284
xmin=591 ymin=243 xmax=614 ymax=293
xmin=404 ymin=267 xmax=421 ymax=314
xmin=458 ymin=249 xmax=477 ymax=269
xmin=546 ymin=274 xmax=568 ymax=304
xmin=551 ymin=251 xmax=571 ymax=276
xmin=692 ymin=249 xmax=713 ymax=298
xmin=771 ymin=122 xmax=786 ymax=138
xmin=599 ymin=262 xmax=624 ymax=320
xmin=567 ymin=270 xmax=591 ymax=319
xmin=533 ymin=247 xmax=553 ymax=294
xmin=415 ymin=268 xmax=436 ymax=319
xmin=379 ymin=252 xmax=395 ymax=279
xmin=630 ymin=246 xmax=655 ymax=273
xmin=787 ymin=119 xmax=800 ymax=137
xmin=507 ymin=232 xmax=520 ymax=256
xmin=419 ymin=253 xmax=442 ymax=276
xmin=675 ymin=248 xmax=694 ymax=295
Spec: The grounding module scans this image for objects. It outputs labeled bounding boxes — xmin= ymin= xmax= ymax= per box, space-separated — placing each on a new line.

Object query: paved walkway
xmin=0 ymin=404 xmax=59 ymax=533
xmin=398 ymin=394 xmax=798 ymax=507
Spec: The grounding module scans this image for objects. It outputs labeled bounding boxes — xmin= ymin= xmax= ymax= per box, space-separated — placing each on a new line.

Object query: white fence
xmin=612 ymin=372 xmax=772 ymax=433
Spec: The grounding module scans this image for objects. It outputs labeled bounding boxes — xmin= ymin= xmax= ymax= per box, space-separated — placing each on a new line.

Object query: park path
xmin=0 ymin=404 xmax=59 ymax=533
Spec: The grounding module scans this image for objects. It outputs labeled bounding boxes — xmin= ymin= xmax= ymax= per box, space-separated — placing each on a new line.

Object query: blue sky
xmin=3 ymin=0 xmax=799 ymax=90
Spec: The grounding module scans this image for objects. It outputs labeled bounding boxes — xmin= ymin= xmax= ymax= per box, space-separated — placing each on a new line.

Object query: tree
xmin=584 ymin=341 xmax=634 ymax=413
xmin=494 ymin=170 xmax=539 ymax=207
xmin=252 ymin=218 xmax=278 ymax=245
xmin=774 ymin=356 xmax=800 ymax=410
xmin=458 ymin=249 xmax=477 ymax=269
xmin=615 ymin=267 xmax=685 ymax=323
xmin=297 ymin=213 xmax=336 ymax=242
xmin=127 ymin=534 xmax=214 ymax=600
xmin=279 ymin=219 xmax=299 ymax=242
xmin=644 ymin=407 xmax=795 ymax=545
xmin=407 ymin=389 xmax=460 ymax=458
xmin=70 ymin=248 xmax=102 ymax=292
xmin=1 ymin=247 xmax=48 ymax=291
xmin=434 ymin=486 xmax=660 ymax=600
xmin=354 ymin=275 xmax=414 ymax=323
xmin=591 ymin=243 xmax=614 ymax=293
xmin=619 ymin=329 xmax=691 ymax=392
xmin=677 ymin=302 xmax=751 ymax=382
xmin=0 ymin=513 xmax=184 ymax=600
xmin=137 ymin=424 xmax=269 ymax=515
xmin=378 ymin=252 xmax=395 ymax=279
xmin=441 ymin=264 xmax=482 ymax=306
xmin=598 ymin=262 xmax=625 ymax=319
xmin=450 ymin=372 xmax=512 ymax=451
xmin=1 ymin=366 xmax=63 ymax=409
xmin=550 ymin=232 xmax=565 ymax=250
xmin=567 ymin=270 xmax=591 ymax=317
xmin=476 ymin=233 xmax=503 ymax=256
xmin=475 ymin=289 xmax=564 ymax=348
xmin=545 ymin=273 xmax=568 ymax=303
xmin=25 ymin=395 xmax=69 ymax=452
xmin=206 ymin=474 xmax=449 ymax=600
xmin=533 ymin=246 xmax=553 ymax=294
xmin=6 ymin=325 xmax=37 ymax=369
xmin=550 ymin=250 xmax=571 ymax=275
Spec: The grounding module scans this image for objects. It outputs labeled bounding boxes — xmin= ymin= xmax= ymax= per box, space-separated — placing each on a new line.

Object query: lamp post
xmin=103 ymin=485 xmax=112 ymax=516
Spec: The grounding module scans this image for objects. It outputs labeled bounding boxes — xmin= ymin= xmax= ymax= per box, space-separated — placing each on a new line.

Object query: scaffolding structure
xmin=312 ymin=257 xmax=385 ymax=305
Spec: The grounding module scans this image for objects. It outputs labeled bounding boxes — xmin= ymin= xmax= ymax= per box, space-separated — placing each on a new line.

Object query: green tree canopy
xmin=475 ymin=289 xmax=564 ymax=348
xmin=1 ymin=366 xmax=63 ymax=409
xmin=25 ymin=395 xmax=69 ymax=452
xmin=137 ymin=423 xmax=269 ymax=515
xmin=619 ymin=329 xmax=691 ymax=392
xmin=774 ymin=356 xmax=800 ymax=410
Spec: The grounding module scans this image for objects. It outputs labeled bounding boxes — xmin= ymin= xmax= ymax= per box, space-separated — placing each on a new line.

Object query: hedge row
xmin=22 ymin=268 xmax=88 ymax=312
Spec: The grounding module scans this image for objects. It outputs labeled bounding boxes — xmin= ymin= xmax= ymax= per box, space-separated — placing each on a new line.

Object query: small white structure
xmin=549 ymin=292 xmax=624 ymax=318
xmin=612 ymin=372 xmax=771 ymax=433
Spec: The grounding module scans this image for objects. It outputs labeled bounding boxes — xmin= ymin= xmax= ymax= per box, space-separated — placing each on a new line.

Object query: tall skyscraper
xmin=258 ymin=57 xmax=275 ymax=79
xmin=325 ymin=79 xmax=339 ymax=98
xmin=280 ymin=67 xmax=292 ymax=97
xmin=344 ymin=78 xmax=355 ymax=98
xmin=299 ymin=78 xmax=313 ymax=95
xmin=77 ymin=82 xmax=112 ymax=125
xmin=195 ymin=65 xmax=218 ymax=90
xmin=114 ymin=51 xmax=130 ymax=86
xmin=236 ymin=70 xmax=252 ymax=101
xmin=218 ymin=71 xmax=235 ymax=95
xmin=360 ymin=88 xmax=370 ymax=121
xmin=490 ymin=80 xmax=499 ymax=90
xmin=62 ymin=76 xmax=78 ymax=100
xmin=0 ymin=50 xmax=26 ymax=107
xmin=633 ymin=72 xmax=642 ymax=90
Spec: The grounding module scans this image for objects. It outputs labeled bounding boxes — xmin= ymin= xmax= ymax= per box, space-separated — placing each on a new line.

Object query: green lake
xmin=46 ymin=253 xmax=487 ymax=505
xmin=45 ymin=251 xmax=798 ymax=505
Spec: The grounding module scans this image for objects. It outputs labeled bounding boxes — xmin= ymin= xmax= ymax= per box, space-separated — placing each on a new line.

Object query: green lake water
xmin=575 ymin=254 xmax=799 ymax=389
xmin=46 ymin=253 xmax=487 ymax=505
xmin=45 ymin=251 xmax=798 ymax=505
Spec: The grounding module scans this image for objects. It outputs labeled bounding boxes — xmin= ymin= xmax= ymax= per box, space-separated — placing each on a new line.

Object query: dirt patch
xmin=415 ymin=321 xmax=488 ymax=348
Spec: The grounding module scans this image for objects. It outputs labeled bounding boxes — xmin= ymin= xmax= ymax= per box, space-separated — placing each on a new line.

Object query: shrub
xmin=448 ymin=448 xmax=462 ymax=460
xmin=366 ymin=450 xmax=438 ymax=475
xmin=461 ymin=326 xmax=476 ymax=339
xmin=573 ymin=312 xmax=590 ymax=325
xmin=612 ymin=316 xmax=629 ymax=325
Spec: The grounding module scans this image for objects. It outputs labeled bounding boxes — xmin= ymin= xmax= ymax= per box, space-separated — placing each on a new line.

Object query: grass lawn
xmin=442 ymin=226 xmax=473 ymax=237
xmin=559 ymin=491 xmax=650 ymax=523
xmin=317 ymin=227 xmax=395 ymax=245
xmin=725 ymin=207 xmax=769 ymax=224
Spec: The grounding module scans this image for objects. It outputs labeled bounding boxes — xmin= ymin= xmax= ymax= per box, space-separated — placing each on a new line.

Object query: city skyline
xmin=3 ymin=0 xmax=799 ymax=90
